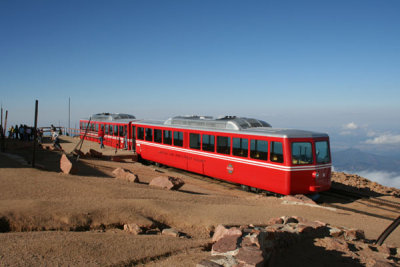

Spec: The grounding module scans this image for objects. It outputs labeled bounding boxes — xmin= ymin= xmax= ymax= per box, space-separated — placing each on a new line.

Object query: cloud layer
xmin=365 ymin=134 xmax=400 ymax=145
xmin=357 ymin=170 xmax=400 ymax=189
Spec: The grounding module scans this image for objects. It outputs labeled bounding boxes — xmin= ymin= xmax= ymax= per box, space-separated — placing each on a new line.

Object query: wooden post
xmin=4 ymin=110 xmax=8 ymax=137
xmin=32 ymin=100 xmax=38 ymax=168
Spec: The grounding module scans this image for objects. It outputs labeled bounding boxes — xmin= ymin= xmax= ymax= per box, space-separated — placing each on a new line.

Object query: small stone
xmin=123 ymin=223 xmax=142 ymax=235
xmin=162 ymin=228 xmax=179 ymax=237
xmin=329 ymin=227 xmax=344 ymax=238
xmin=112 ymin=168 xmax=139 ymax=183
xmin=89 ymin=149 xmax=103 ymax=158
xmin=212 ymin=225 xmax=228 ymax=242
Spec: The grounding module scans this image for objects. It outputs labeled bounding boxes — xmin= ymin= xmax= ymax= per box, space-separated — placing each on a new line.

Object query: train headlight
xmin=312 ymin=171 xmax=320 ymax=179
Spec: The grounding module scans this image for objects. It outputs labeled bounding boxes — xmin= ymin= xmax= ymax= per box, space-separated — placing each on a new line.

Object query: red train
xmin=80 ymin=113 xmax=331 ymax=195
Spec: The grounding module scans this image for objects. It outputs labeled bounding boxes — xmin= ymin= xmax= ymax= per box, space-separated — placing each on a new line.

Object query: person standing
xmin=98 ymin=126 xmax=105 ymax=149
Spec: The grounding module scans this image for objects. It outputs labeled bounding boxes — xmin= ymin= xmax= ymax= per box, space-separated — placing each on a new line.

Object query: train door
xmin=112 ymin=124 xmax=119 ymax=148
xmin=131 ymin=124 xmax=136 ymax=151
xmin=187 ymin=132 xmax=204 ymax=174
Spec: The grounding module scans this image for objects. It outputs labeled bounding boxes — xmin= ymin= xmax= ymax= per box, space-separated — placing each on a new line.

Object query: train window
xmin=270 ymin=142 xmax=284 ymax=163
xmin=217 ymin=136 xmax=231 ymax=155
xmin=114 ymin=125 xmax=118 ymax=136
xmin=137 ymin=127 xmax=144 ymax=140
xmin=154 ymin=129 xmax=162 ymax=143
xmin=292 ymin=142 xmax=313 ymax=165
xmin=109 ymin=125 xmax=113 ymax=135
xmin=232 ymin=138 xmax=248 ymax=157
xmin=173 ymin=131 xmax=183 ymax=147
xmin=145 ymin=128 xmax=153 ymax=141
xmin=131 ymin=126 xmax=136 ymax=139
xmin=119 ymin=126 xmax=124 ymax=137
xmin=163 ymin=130 xmax=172 ymax=145
xmin=250 ymin=140 xmax=268 ymax=160
xmin=189 ymin=133 xmax=200 ymax=150
xmin=316 ymin=141 xmax=330 ymax=164
xmin=95 ymin=124 xmax=99 ymax=132
xmin=202 ymin=134 xmax=215 ymax=152
xmin=104 ymin=125 xmax=108 ymax=134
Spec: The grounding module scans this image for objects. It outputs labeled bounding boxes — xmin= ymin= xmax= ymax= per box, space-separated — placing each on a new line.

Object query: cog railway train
xmin=80 ymin=113 xmax=331 ymax=195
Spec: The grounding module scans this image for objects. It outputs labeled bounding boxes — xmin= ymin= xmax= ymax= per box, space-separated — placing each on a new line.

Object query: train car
xmin=80 ymin=113 xmax=137 ymax=149
xmin=131 ymin=116 xmax=331 ymax=195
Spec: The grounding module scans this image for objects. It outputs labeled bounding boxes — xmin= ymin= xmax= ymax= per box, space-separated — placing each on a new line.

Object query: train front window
xmin=174 ymin=131 xmax=183 ymax=147
xmin=250 ymin=140 xmax=268 ymax=160
xmin=270 ymin=141 xmax=284 ymax=163
xmin=137 ymin=127 xmax=144 ymax=140
xmin=163 ymin=130 xmax=172 ymax=145
xmin=291 ymin=142 xmax=313 ymax=165
xmin=233 ymin=138 xmax=248 ymax=157
xmin=316 ymin=141 xmax=330 ymax=164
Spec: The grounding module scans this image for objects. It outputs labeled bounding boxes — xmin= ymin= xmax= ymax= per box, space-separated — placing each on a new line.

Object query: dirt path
xmin=0 ymin=136 xmax=399 ymax=266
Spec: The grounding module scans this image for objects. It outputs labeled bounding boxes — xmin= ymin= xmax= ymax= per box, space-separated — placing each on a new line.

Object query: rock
xmin=196 ymin=259 xmax=223 ymax=267
xmin=329 ymin=227 xmax=344 ymax=237
xmin=162 ymin=228 xmax=179 ymax=237
xmin=89 ymin=149 xmax=103 ymax=158
xmin=377 ymin=244 xmax=392 ymax=257
xmin=241 ymin=233 xmax=260 ymax=248
xmin=60 ymin=154 xmax=78 ymax=174
xmin=149 ymin=176 xmax=184 ymax=190
xmin=208 ymin=255 xmax=238 ymax=267
xmin=236 ymin=246 xmax=265 ymax=267
xmin=212 ymin=225 xmax=228 ymax=242
xmin=296 ymin=223 xmax=313 ymax=234
xmin=73 ymin=149 xmax=85 ymax=157
xmin=344 ymin=229 xmax=365 ymax=241
xmin=319 ymin=237 xmax=349 ymax=252
xmin=282 ymin=194 xmax=316 ymax=205
xmin=211 ymin=235 xmax=240 ymax=256
xmin=267 ymin=217 xmax=284 ymax=225
xmin=112 ymin=168 xmax=139 ymax=183
xmin=123 ymin=223 xmax=142 ymax=235
xmin=282 ymin=216 xmax=299 ymax=224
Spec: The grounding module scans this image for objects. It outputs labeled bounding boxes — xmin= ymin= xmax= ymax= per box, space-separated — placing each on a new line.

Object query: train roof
xmin=84 ymin=113 xmax=137 ymax=122
xmin=134 ymin=116 xmax=328 ymax=139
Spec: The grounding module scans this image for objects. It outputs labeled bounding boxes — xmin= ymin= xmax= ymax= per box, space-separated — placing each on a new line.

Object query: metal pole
xmin=1 ymin=106 xmax=3 ymax=130
xmin=4 ymin=110 xmax=8 ymax=137
xmin=68 ymin=97 xmax=70 ymax=136
xmin=32 ymin=100 xmax=38 ymax=168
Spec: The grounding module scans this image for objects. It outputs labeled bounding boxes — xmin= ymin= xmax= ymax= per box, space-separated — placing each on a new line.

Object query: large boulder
xmin=111 ymin=168 xmax=139 ymax=183
xmin=149 ymin=176 xmax=184 ymax=190
xmin=60 ymin=154 xmax=78 ymax=174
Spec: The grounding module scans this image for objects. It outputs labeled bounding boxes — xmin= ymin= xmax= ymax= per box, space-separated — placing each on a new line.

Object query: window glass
xmin=95 ymin=124 xmax=99 ymax=132
xmin=217 ymin=136 xmax=231 ymax=155
xmin=104 ymin=125 xmax=108 ymax=134
xmin=163 ymin=130 xmax=172 ymax=145
xmin=145 ymin=128 xmax=153 ymax=141
xmin=119 ymin=126 xmax=124 ymax=137
xmin=154 ymin=129 xmax=162 ymax=143
xmin=250 ymin=140 xmax=268 ymax=160
xmin=114 ymin=125 xmax=118 ymax=136
xmin=270 ymin=141 xmax=284 ymax=163
xmin=202 ymin=134 xmax=215 ymax=152
xmin=292 ymin=142 xmax=313 ymax=165
xmin=137 ymin=127 xmax=144 ymax=140
xmin=109 ymin=125 xmax=113 ymax=135
xmin=316 ymin=141 xmax=330 ymax=164
xmin=232 ymin=138 xmax=248 ymax=157
xmin=189 ymin=133 xmax=200 ymax=149
xmin=173 ymin=131 xmax=183 ymax=147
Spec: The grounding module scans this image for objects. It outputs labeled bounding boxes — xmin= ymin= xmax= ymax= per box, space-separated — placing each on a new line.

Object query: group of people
xmin=6 ymin=124 xmax=42 ymax=142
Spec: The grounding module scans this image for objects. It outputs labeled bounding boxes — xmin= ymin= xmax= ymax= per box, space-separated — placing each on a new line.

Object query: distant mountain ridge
xmin=332 ymin=148 xmax=400 ymax=173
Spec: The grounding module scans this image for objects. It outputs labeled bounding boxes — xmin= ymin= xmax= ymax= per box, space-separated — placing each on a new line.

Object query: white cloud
xmin=365 ymin=134 xmax=400 ymax=145
xmin=343 ymin=122 xmax=358 ymax=130
xmin=357 ymin=170 xmax=400 ymax=189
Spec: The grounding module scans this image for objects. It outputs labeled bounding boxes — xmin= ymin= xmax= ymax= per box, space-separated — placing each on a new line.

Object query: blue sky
xmin=1 ymin=0 xmax=399 ymax=152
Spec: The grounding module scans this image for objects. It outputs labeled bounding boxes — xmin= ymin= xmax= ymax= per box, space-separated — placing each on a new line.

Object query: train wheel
xmin=241 ymin=185 xmax=250 ymax=191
